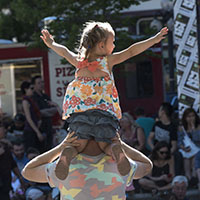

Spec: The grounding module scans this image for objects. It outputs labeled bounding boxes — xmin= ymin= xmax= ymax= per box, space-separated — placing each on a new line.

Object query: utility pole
xmin=160 ymin=0 xmax=175 ymax=94
xmin=168 ymin=26 xmax=175 ymax=93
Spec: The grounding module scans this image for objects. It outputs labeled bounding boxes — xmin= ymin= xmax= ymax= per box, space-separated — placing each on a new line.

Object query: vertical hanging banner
xmin=174 ymin=0 xmax=200 ymax=117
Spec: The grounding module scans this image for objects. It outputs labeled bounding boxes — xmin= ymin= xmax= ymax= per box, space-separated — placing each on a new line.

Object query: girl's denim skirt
xmin=66 ymin=109 xmax=119 ymax=143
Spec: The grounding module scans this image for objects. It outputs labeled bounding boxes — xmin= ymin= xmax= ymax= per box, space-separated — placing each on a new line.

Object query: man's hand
xmin=154 ymin=27 xmax=168 ymax=43
xmin=59 ymin=132 xmax=80 ymax=152
xmin=40 ymin=29 xmax=54 ymax=48
xmin=111 ymin=132 xmax=123 ymax=146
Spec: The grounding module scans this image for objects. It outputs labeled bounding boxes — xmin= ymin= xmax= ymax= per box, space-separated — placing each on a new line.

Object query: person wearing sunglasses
xmin=21 ymin=81 xmax=45 ymax=152
xmin=138 ymin=141 xmax=175 ymax=193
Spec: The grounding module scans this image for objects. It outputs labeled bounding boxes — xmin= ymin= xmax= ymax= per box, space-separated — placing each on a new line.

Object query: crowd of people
xmin=0 ymin=75 xmax=65 ymax=200
xmin=1 ymin=95 xmax=200 ymax=200
xmin=121 ymin=104 xmax=200 ymax=200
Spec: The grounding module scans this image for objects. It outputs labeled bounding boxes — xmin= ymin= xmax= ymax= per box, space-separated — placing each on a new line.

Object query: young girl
xmin=41 ymin=21 xmax=168 ymax=180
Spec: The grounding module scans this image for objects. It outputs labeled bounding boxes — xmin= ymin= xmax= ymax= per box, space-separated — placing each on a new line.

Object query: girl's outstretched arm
xmin=40 ymin=29 xmax=78 ymax=67
xmin=108 ymin=27 xmax=168 ymax=70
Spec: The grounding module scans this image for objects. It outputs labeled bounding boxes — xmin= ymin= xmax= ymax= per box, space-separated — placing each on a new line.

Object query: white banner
xmin=174 ymin=0 xmax=200 ymax=117
xmin=48 ymin=50 xmax=75 ymax=109
xmin=0 ymin=65 xmax=16 ymax=116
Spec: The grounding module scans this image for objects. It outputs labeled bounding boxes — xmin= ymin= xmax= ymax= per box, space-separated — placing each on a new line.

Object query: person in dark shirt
xmin=31 ymin=76 xmax=61 ymax=151
xmin=0 ymin=123 xmax=25 ymax=200
xmin=148 ymin=102 xmax=177 ymax=154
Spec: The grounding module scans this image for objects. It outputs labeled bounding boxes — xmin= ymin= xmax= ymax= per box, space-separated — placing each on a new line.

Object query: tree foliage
xmin=0 ymin=0 xmax=150 ymax=53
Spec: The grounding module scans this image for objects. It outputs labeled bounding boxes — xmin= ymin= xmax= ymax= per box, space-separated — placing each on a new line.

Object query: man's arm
xmin=135 ymin=127 xmax=145 ymax=151
xmin=22 ymin=132 xmax=79 ymax=183
xmin=40 ymin=107 xmax=58 ymax=117
xmin=13 ymin=166 xmax=28 ymax=189
xmin=40 ymin=100 xmax=62 ymax=117
xmin=121 ymin=141 xmax=153 ymax=179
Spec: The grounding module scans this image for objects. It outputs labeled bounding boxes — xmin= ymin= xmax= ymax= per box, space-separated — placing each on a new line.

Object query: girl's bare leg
xmin=98 ymin=141 xmax=131 ymax=176
xmin=55 ymin=139 xmax=88 ymax=180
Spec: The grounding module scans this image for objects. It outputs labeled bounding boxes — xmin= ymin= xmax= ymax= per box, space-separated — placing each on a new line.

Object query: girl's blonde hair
xmin=78 ymin=21 xmax=114 ymax=59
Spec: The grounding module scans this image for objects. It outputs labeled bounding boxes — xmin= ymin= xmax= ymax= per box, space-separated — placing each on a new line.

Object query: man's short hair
xmin=160 ymin=102 xmax=173 ymax=118
xmin=172 ymin=175 xmax=188 ymax=187
xmin=31 ymin=75 xmax=41 ymax=85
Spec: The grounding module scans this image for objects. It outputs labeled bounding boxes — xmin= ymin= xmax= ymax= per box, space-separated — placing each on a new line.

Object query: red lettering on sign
xmin=55 ymin=67 xmax=75 ymax=78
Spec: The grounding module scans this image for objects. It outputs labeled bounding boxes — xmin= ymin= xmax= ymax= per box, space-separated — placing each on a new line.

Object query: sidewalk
xmin=127 ymin=189 xmax=200 ymax=200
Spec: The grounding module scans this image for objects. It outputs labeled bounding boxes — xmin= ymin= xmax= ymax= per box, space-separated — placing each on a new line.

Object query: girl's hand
xmin=60 ymin=131 xmax=80 ymax=151
xmin=154 ymin=27 xmax=168 ymax=43
xmin=40 ymin=29 xmax=54 ymax=47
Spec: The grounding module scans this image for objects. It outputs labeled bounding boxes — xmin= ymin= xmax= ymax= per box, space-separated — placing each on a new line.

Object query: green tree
xmin=0 ymin=0 xmax=150 ymax=54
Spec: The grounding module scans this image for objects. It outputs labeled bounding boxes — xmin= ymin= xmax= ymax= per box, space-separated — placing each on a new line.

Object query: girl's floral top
xmin=62 ymin=56 xmax=122 ymax=120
